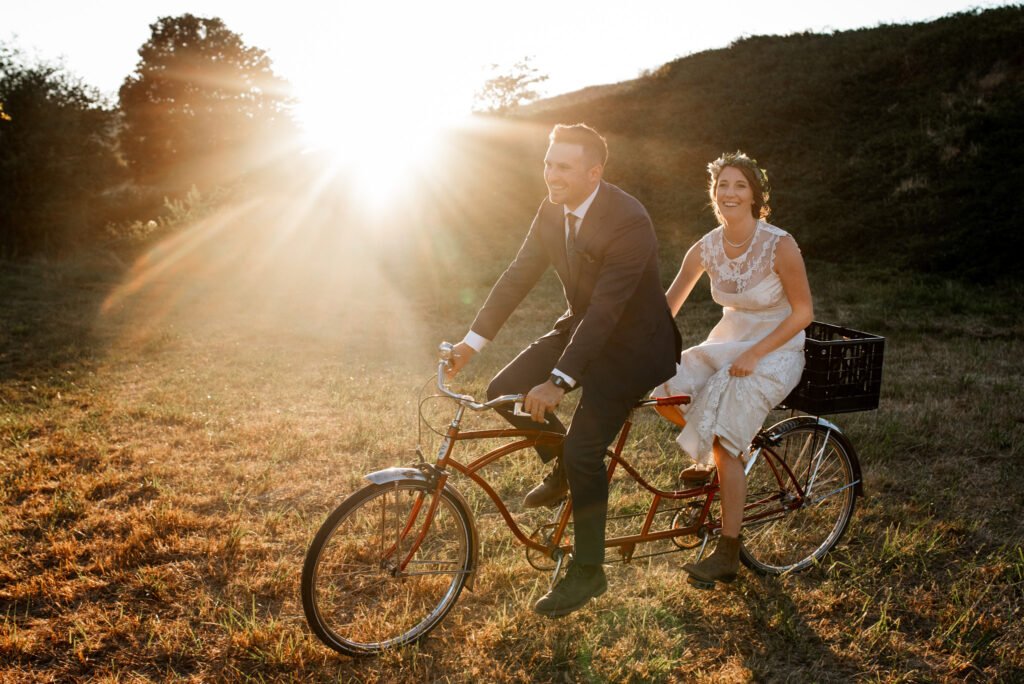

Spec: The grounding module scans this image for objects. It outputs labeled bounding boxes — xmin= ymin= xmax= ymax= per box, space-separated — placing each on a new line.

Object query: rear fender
xmin=363 ymin=466 xmax=480 ymax=590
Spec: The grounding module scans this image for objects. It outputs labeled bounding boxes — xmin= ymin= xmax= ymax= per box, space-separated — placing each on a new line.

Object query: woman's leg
xmin=682 ymin=437 xmax=746 ymax=588
xmin=713 ymin=437 xmax=746 ymax=538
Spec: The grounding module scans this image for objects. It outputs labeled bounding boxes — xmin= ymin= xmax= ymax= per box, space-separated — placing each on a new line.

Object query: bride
xmin=654 ymin=152 xmax=813 ymax=589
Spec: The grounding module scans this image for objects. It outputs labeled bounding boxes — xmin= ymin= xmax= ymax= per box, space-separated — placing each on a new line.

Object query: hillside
xmin=515 ymin=80 xmax=639 ymax=115
xmin=515 ymin=6 xmax=1024 ymax=282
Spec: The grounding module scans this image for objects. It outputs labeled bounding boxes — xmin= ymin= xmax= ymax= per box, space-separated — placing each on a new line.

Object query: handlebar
xmin=435 ymin=341 xmax=689 ymax=413
xmin=436 ymin=342 xmax=525 ymax=412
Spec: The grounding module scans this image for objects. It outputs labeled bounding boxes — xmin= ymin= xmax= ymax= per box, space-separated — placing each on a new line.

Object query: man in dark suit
xmin=447 ymin=123 xmax=681 ymax=617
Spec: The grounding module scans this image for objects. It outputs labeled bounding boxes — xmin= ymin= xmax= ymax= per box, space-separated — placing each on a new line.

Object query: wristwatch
xmin=549 ymin=373 xmax=572 ymax=391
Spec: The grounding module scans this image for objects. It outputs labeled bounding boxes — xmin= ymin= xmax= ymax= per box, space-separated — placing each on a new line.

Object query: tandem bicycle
xmin=302 ymin=323 xmax=883 ymax=656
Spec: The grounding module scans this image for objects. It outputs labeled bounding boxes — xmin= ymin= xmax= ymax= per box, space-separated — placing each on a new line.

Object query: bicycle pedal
xmin=686 ymin=575 xmax=716 ymax=591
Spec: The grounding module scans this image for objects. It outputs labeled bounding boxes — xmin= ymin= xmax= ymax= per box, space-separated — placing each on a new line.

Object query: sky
xmin=3 ymin=0 xmax=1013 ymax=146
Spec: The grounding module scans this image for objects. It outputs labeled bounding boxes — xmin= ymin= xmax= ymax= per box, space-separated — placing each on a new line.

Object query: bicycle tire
xmin=740 ymin=420 xmax=858 ymax=575
xmin=301 ymin=479 xmax=474 ymax=656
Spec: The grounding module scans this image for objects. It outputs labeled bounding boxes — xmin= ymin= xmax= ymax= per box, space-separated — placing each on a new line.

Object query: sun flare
xmin=296 ymin=86 xmax=469 ymax=210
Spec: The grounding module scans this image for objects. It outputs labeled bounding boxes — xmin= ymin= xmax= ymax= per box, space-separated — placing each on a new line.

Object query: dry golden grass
xmin=1 ymin=227 xmax=1022 ymax=682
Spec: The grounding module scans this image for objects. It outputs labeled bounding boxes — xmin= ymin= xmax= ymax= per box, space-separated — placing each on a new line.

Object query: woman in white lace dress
xmin=654 ymin=152 xmax=813 ymax=589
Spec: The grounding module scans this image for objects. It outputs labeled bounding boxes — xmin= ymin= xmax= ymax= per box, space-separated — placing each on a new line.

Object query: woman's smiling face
xmin=714 ymin=166 xmax=755 ymax=222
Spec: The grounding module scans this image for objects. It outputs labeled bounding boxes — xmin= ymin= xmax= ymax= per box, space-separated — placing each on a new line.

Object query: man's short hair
xmin=549 ymin=123 xmax=609 ymax=169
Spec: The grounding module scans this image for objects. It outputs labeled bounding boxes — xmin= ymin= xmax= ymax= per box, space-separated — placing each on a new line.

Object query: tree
xmin=474 ymin=57 xmax=549 ymax=114
xmin=118 ymin=14 xmax=297 ymax=187
xmin=0 ymin=44 xmax=121 ymax=256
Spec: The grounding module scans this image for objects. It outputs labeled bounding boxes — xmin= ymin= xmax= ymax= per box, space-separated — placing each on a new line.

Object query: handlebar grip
xmin=435 ymin=348 xmax=523 ymax=410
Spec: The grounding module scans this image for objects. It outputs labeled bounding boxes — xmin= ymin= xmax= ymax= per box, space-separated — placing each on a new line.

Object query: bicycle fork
xmin=380 ymin=403 xmax=465 ymax=574
xmin=378 ymin=474 xmax=449 ymax=576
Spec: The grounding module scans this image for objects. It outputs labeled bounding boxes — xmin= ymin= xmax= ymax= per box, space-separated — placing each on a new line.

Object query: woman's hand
xmin=729 ymin=349 xmax=763 ymax=377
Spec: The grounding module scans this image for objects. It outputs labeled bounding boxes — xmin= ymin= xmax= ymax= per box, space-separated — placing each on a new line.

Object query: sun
xmin=295 ymin=78 xmax=471 ymax=211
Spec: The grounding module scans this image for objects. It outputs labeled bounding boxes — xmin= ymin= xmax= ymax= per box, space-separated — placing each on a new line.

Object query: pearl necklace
xmin=723 ymin=221 xmax=758 ymax=248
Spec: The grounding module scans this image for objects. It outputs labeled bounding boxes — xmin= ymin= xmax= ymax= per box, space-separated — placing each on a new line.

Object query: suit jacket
xmin=471 ymin=181 xmax=682 ymax=399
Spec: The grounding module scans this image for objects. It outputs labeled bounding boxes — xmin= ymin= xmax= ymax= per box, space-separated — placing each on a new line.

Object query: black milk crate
xmin=781 ymin=321 xmax=885 ymax=415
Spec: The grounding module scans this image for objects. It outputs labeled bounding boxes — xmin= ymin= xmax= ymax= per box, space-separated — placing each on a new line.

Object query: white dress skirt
xmin=654 ymin=221 xmax=806 ymax=464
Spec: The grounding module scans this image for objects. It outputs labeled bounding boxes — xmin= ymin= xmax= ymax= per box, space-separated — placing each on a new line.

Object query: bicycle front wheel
xmin=740 ymin=421 xmax=858 ymax=575
xmin=301 ymin=479 xmax=474 ymax=656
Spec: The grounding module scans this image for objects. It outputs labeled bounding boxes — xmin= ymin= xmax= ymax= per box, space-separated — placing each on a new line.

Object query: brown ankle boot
xmin=683 ymin=535 xmax=741 ymax=589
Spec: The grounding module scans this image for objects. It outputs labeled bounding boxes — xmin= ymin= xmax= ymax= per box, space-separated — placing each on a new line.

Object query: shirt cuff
xmin=550 ymin=368 xmax=576 ymax=388
xmin=461 ymin=331 xmax=490 ymax=352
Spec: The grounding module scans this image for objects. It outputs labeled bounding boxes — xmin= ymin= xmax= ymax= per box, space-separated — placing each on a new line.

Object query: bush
xmin=0 ymin=44 xmax=123 ymax=256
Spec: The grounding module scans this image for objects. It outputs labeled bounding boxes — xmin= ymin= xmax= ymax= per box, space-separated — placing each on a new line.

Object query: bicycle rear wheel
xmin=301 ymin=480 xmax=474 ymax=656
xmin=740 ymin=420 xmax=858 ymax=575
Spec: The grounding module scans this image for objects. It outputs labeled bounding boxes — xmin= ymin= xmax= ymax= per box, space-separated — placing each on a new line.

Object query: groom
xmin=447 ymin=123 xmax=681 ymax=617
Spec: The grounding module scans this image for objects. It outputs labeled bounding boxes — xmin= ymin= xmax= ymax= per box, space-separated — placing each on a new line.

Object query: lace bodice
xmin=699 ymin=221 xmax=790 ymax=295
xmin=658 ymin=220 xmax=805 ymax=466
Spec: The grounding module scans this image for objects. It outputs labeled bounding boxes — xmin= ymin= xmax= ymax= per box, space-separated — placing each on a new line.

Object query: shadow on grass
xmin=737 ymin=577 xmax=860 ymax=681
xmin=0 ymin=255 xmax=120 ymax=384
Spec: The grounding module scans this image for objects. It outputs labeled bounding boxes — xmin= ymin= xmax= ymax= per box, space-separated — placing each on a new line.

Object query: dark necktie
xmin=566 ymin=213 xmax=580 ymax=277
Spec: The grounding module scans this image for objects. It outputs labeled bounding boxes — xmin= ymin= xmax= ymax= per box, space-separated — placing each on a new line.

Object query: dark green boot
xmin=533 ymin=561 xmax=607 ymax=617
xmin=523 ymin=458 xmax=569 ymax=508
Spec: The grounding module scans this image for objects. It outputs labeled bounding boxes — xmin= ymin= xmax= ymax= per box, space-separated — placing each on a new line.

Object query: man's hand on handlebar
xmin=445 ymin=342 xmax=476 ymax=380
xmin=524 ymin=380 xmax=565 ymax=423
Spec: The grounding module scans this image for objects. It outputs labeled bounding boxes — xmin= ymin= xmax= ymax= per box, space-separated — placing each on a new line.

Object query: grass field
xmin=1 ymin=221 xmax=1022 ymax=682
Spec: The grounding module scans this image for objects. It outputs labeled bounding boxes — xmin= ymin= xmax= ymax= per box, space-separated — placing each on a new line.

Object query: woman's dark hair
xmin=707 ymin=151 xmax=771 ymax=222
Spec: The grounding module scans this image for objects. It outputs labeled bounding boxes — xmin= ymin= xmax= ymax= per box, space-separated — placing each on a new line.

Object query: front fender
xmin=362 ymin=466 xmax=480 ymax=590
xmin=364 ymin=466 xmax=434 ymax=486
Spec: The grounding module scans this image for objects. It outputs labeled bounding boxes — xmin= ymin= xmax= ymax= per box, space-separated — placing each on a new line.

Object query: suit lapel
xmin=573 ymin=181 xmax=607 ymax=260
xmin=567 ymin=182 xmax=607 ymax=302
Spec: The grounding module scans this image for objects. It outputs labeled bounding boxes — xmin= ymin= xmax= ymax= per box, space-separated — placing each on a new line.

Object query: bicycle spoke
xmin=740 ymin=422 xmax=857 ymax=574
xmin=302 ymin=481 xmax=473 ymax=655
xmin=809 ymin=479 xmax=860 ymax=506
xmin=804 ymin=427 xmax=835 ymax=499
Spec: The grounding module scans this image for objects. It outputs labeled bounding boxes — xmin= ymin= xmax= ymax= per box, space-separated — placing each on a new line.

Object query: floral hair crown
xmin=708 ymin=151 xmax=770 ymax=193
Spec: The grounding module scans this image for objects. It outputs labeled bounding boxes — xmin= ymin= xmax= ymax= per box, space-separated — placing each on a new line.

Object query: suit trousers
xmin=486 ymin=332 xmax=640 ymax=565
xmin=486 ymin=331 xmax=569 ymax=463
